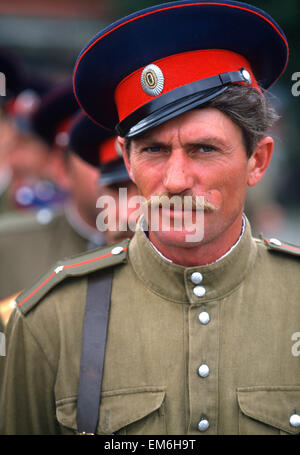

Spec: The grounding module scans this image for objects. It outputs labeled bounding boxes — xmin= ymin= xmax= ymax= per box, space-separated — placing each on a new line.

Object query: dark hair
xmin=125 ymin=85 xmax=279 ymax=158
xmin=206 ymin=85 xmax=279 ymax=157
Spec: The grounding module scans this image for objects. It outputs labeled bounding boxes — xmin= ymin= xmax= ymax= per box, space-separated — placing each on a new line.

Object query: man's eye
xmin=144 ymin=146 xmax=162 ymax=153
xmin=198 ymin=145 xmax=215 ymax=153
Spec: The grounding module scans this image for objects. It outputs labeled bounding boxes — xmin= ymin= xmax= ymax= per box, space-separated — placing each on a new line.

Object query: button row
xmin=196 ymin=270 xmax=210 ymax=432
xmin=191 ymin=272 xmax=206 ymax=298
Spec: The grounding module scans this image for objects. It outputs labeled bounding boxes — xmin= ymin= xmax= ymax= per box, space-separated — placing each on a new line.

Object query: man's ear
xmin=117 ymin=136 xmax=136 ymax=183
xmin=247 ymin=136 xmax=274 ymax=187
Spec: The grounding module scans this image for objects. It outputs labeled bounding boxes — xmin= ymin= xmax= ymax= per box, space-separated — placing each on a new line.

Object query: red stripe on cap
xmin=115 ymin=49 xmax=258 ymax=122
xmin=73 ymin=1 xmax=289 ymax=127
xmin=98 ymin=136 xmax=119 ymax=165
xmin=17 ymin=247 xmax=128 ymax=307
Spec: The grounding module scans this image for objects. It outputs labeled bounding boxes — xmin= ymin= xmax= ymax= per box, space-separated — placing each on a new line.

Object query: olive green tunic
xmin=1 ymin=218 xmax=300 ymax=435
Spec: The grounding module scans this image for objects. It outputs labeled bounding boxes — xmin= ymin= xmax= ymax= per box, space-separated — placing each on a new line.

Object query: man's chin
xmin=150 ymin=228 xmax=205 ymax=249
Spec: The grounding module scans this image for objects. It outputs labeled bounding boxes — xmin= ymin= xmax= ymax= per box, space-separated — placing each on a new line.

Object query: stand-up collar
xmin=129 ymin=217 xmax=257 ymax=304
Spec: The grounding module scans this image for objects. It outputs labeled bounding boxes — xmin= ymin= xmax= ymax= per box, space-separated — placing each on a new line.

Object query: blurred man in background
xmin=0 ymin=95 xmax=137 ymax=326
xmin=0 ymin=49 xmax=53 ymax=214
xmin=69 ymin=112 xmax=139 ymax=246
xmin=0 ymin=83 xmax=101 ymax=320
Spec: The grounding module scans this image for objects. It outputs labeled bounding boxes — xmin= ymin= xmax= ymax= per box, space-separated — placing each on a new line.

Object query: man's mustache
xmin=143 ymin=193 xmax=217 ymax=212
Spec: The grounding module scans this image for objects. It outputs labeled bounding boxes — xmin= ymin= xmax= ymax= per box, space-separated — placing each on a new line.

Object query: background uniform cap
xmin=69 ymin=111 xmax=129 ymax=186
xmin=30 ymin=82 xmax=79 ymax=148
xmin=73 ymin=0 xmax=289 ymax=138
xmin=0 ymin=49 xmax=52 ymax=122
xmin=0 ymin=49 xmax=50 ymax=100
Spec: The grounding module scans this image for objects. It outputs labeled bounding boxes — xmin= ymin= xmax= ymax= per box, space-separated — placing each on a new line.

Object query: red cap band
xmin=115 ymin=49 xmax=258 ymax=123
xmin=98 ymin=136 xmax=119 ymax=164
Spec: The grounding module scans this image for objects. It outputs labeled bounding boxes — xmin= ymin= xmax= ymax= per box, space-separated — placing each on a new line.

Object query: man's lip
xmin=158 ymin=207 xmax=205 ymax=218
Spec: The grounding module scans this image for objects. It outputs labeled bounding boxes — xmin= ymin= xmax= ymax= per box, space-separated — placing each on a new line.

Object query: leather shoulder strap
xmin=76 ymin=268 xmax=113 ymax=434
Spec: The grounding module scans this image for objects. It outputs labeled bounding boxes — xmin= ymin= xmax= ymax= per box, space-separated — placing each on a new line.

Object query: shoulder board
xmin=16 ymin=239 xmax=129 ymax=315
xmin=260 ymin=235 xmax=300 ymax=257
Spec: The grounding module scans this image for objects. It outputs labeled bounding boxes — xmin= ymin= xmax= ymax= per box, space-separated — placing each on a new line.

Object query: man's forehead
xmin=131 ymin=107 xmax=242 ymax=145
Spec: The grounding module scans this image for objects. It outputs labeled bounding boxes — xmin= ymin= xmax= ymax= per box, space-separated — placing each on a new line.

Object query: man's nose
xmin=163 ymin=149 xmax=194 ymax=194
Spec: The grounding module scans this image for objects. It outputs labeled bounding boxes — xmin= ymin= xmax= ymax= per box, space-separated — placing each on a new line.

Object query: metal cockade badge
xmin=141 ymin=64 xmax=164 ymax=96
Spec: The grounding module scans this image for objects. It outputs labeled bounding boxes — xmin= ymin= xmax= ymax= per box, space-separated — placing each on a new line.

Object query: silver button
xmin=36 ymin=208 xmax=54 ymax=225
xmin=198 ymin=419 xmax=210 ymax=432
xmin=198 ymin=364 xmax=210 ymax=378
xmin=111 ymin=246 xmax=124 ymax=255
xmin=191 ymin=272 xmax=203 ymax=284
xmin=193 ymin=286 xmax=206 ymax=297
xmin=290 ymin=414 xmax=300 ymax=427
xmin=241 ymin=68 xmax=251 ymax=84
xmin=269 ymin=238 xmax=282 ymax=246
xmin=199 ymin=311 xmax=210 ymax=325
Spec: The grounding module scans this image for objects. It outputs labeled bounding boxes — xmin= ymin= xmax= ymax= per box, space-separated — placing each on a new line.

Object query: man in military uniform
xmin=1 ymin=0 xmax=300 ymax=435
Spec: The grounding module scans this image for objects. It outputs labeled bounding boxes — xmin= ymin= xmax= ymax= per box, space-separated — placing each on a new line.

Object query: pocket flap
xmin=99 ymin=387 xmax=166 ymax=434
xmin=56 ymin=386 xmax=166 ymax=434
xmin=237 ymin=386 xmax=300 ymax=434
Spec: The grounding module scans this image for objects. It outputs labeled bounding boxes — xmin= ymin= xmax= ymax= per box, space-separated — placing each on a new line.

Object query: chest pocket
xmin=56 ymin=386 xmax=166 ymax=435
xmin=237 ymin=386 xmax=300 ymax=435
